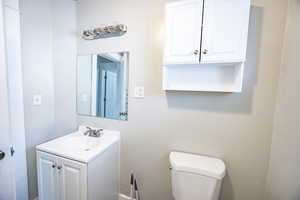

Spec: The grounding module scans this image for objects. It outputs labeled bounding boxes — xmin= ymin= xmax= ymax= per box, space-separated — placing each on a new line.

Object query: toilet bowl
xmin=169 ymin=152 xmax=226 ymax=200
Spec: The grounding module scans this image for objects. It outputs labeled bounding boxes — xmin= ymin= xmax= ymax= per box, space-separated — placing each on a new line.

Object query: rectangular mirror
xmin=77 ymin=52 xmax=129 ymax=120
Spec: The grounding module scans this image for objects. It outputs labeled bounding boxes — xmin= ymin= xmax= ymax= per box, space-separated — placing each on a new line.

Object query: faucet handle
xmin=84 ymin=126 xmax=92 ymax=135
xmin=95 ymin=129 xmax=104 ymax=137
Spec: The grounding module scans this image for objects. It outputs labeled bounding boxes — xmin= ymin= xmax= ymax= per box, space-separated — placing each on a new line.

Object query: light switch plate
xmin=134 ymin=86 xmax=144 ymax=98
xmin=33 ymin=94 xmax=42 ymax=106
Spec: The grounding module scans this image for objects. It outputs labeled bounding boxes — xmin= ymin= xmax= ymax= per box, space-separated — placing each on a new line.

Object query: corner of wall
xmin=263 ymin=0 xmax=293 ymax=199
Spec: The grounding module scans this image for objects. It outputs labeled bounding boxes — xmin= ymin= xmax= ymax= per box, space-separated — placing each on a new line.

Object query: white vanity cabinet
xmin=163 ymin=0 xmax=251 ymax=92
xmin=36 ymin=127 xmax=120 ymax=200
xmin=37 ymin=151 xmax=87 ymax=200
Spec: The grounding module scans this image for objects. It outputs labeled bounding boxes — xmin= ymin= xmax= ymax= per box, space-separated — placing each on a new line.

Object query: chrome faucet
xmin=84 ymin=127 xmax=103 ymax=137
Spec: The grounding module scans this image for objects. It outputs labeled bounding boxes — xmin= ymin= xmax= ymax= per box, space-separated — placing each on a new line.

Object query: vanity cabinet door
xmin=58 ymin=157 xmax=87 ymax=200
xmin=164 ymin=0 xmax=204 ymax=65
xmin=200 ymin=0 xmax=251 ymax=63
xmin=37 ymin=151 xmax=59 ymax=200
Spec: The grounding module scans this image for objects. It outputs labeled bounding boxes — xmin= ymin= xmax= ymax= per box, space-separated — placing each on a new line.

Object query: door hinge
xmin=10 ymin=146 xmax=15 ymax=156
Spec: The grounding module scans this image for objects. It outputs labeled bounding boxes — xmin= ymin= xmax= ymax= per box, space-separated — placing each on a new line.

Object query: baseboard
xmin=35 ymin=194 xmax=129 ymax=200
xmin=119 ymin=193 xmax=134 ymax=200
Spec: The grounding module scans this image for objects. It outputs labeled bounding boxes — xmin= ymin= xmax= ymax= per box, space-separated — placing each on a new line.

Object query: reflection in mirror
xmin=77 ymin=52 xmax=129 ymax=120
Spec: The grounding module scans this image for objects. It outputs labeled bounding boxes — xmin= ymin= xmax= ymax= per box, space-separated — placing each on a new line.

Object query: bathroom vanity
xmin=36 ymin=126 xmax=120 ymax=200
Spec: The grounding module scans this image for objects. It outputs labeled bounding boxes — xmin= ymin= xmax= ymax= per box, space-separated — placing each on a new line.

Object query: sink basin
xmin=36 ymin=126 xmax=120 ymax=163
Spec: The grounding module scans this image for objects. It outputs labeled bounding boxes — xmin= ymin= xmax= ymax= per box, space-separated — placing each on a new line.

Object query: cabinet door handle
xmin=193 ymin=50 xmax=199 ymax=55
xmin=203 ymin=49 xmax=208 ymax=54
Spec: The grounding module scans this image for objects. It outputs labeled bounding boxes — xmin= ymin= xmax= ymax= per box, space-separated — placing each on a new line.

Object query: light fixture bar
xmin=82 ymin=24 xmax=127 ymax=40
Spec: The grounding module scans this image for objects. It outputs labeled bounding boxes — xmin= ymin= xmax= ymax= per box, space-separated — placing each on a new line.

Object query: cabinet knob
xmin=52 ymin=164 xmax=56 ymax=168
xmin=193 ymin=50 xmax=199 ymax=55
xmin=203 ymin=49 xmax=208 ymax=54
xmin=57 ymin=166 xmax=62 ymax=170
xmin=0 ymin=151 xmax=5 ymax=160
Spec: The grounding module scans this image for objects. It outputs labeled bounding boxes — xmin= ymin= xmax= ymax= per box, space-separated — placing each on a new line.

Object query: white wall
xmin=20 ymin=0 xmax=77 ymax=199
xmin=52 ymin=0 xmax=77 ymax=135
xmin=77 ymin=55 xmax=93 ymax=115
xmin=265 ymin=0 xmax=300 ymax=199
xmin=77 ymin=0 xmax=288 ymax=200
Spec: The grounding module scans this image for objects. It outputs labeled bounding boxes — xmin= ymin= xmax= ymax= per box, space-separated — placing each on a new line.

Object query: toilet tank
xmin=169 ymin=152 xmax=226 ymax=200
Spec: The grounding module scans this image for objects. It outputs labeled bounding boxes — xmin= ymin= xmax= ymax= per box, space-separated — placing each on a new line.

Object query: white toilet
xmin=169 ymin=152 xmax=226 ymax=200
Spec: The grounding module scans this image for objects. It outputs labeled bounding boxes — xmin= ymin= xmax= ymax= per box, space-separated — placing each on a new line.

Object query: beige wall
xmin=265 ymin=0 xmax=300 ymax=199
xmin=77 ymin=0 xmax=287 ymax=199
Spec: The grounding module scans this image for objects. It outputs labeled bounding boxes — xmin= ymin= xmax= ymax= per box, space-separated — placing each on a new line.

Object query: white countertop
xmin=36 ymin=126 xmax=120 ymax=163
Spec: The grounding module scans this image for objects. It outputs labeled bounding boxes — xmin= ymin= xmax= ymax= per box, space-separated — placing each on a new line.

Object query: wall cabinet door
xmin=164 ymin=0 xmax=250 ymax=65
xmin=164 ymin=0 xmax=203 ymax=65
xmin=200 ymin=0 xmax=250 ymax=63
xmin=37 ymin=152 xmax=59 ymax=200
xmin=59 ymin=157 xmax=87 ymax=200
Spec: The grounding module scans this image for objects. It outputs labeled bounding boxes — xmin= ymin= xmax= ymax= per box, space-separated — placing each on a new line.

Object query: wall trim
xmin=119 ymin=193 xmax=134 ymax=200
xmin=34 ymin=193 xmax=130 ymax=200
xmin=32 ymin=193 xmax=130 ymax=200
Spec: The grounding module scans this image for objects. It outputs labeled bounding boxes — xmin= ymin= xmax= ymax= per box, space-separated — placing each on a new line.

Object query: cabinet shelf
xmin=163 ymin=63 xmax=244 ymax=93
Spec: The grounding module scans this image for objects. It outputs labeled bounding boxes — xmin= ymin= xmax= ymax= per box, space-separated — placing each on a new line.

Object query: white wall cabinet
xmin=37 ymin=151 xmax=87 ymax=200
xmin=163 ymin=0 xmax=251 ymax=92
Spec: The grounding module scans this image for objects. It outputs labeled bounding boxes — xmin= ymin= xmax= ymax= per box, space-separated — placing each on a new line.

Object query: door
xmin=59 ymin=157 xmax=87 ymax=200
xmin=99 ymin=70 xmax=119 ymax=119
xmin=201 ymin=0 xmax=251 ymax=63
xmin=100 ymin=70 xmax=106 ymax=117
xmin=0 ymin=0 xmax=15 ymax=199
xmin=105 ymin=71 xmax=118 ymax=119
xmin=4 ymin=3 xmax=29 ymax=199
xmin=37 ymin=151 xmax=59 ymax=200
xmin=164 ymin=0 xmax=204 ymax=65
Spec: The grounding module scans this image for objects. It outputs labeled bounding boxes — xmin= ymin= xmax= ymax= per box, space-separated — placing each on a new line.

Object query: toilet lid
xmin=169 ymin=152 xmax=226 ymax=179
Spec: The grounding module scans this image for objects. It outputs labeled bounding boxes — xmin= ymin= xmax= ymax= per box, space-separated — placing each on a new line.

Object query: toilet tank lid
xmin=169 ymin=152 xmax=226 ymax=180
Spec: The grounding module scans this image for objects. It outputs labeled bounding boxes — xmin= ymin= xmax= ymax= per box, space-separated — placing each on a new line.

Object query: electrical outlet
xmin=134 ymin=86 xmax=144 ymax=98
xmin=81 ymin=93 xmax=88 ymax=102
xmin=33 ymin=94 xmax=42 ymax=106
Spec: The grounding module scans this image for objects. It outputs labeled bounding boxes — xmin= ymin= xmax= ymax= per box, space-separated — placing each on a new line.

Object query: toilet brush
xmin=130 ymin=173 xmax=135 ymax=200
xmin=134 ymin=179 xmax=140 ymax=200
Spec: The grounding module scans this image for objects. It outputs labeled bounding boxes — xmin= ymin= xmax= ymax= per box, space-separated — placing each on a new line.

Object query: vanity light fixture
xmin=82 ymin=24 xmax=127 ymax=40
